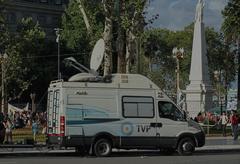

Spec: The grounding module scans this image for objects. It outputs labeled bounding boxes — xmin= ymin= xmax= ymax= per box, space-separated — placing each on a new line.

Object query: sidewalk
xmin=196 ymin=136 xmax=240 ymax=153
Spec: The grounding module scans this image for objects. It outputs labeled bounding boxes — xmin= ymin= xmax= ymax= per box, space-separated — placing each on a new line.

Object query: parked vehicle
xmin=46 ymin=73 xmax=205 ymax=156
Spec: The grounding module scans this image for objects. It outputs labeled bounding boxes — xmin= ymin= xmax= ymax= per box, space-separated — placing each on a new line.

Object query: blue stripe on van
xmin=66 ymin=118 xmax=120 ymax=125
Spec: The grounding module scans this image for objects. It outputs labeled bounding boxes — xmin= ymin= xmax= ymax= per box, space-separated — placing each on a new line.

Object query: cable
xmin=21 ymin=52 xmax=90 ymax=59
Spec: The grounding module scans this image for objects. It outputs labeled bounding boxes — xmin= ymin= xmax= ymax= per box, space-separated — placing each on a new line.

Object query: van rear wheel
xmin=94 ymin=139 xmax=112 ymax=157
xmin=177 ymin=137 xmax=195 ymax=156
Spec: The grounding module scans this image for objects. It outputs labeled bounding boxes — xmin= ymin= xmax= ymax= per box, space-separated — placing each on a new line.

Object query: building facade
xmin=3 ymin=0 xmax=69 ymax=39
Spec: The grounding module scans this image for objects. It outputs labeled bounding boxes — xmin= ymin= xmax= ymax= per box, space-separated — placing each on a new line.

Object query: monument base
xmin=185 ymin=83 xmax=213 ymax=118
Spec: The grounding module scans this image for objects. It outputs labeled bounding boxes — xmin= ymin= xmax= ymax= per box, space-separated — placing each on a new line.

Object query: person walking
xmin=0 ymin=112 xmax=5 ymax=144
xmin=218 ymin=111 xmax=229 ymax=137
xmin=230 ymin=110 xmax=239 ymax=140
xmin=4 ymin=118 xmax=13 ymax=144
xmin=0 ymin=121 xmax=5 ymax=144
xmin=32 ymin=118 xmax=38 ymax=143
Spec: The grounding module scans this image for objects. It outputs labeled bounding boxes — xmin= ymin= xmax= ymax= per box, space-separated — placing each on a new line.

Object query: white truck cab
xmin=47 ymin=73 xmax=205 ymax=156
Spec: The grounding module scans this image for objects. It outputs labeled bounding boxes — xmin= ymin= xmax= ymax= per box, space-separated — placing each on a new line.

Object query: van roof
xmin=50 ymin=74 xmax=159 ymax=89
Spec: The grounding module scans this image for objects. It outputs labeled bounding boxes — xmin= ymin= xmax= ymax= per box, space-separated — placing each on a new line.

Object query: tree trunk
xmin=125 ymin=0 xmax=146 ymax=73
xmin=77 ymin=0 xmax=92 ymax=34
xmin=237 ymin=37 xmax=240 ymax=110
xmin=117 ymin=27 xmax=126 ymax=73
xmin=126 ymin=30 xmax=136 ymax=73
xmin=117 ymin=0 xmax=126 ymax=73
xmin=103 ymin=0 xmax=114 ymax=76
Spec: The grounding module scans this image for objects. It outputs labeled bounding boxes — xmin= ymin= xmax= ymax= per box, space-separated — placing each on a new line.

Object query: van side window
xmin=122 ymin=96 xmax=154 ymax=118
xmin=158 ymin=101 xmax=184 ymax=121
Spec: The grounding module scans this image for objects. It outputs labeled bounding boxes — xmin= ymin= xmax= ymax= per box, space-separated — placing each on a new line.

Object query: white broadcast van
xmin=47 ymin=39 xmax=204 ymax=157
xmin=46 ymin=73 xmax=205 ymax=157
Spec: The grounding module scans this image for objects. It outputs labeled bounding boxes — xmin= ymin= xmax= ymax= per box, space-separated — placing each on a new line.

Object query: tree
xmin=61 ymin=0 xmax=104 ymax=68
xmin=222 ymin=0 xmax=240 ymax=109
xmin=76 ymin=0 xmax=92 ymax=34
xmin=115 ymin=0 xmax=126 ymax=73
xmin=5 ymin=17 xmax=46 ymax=101
xmin=102 ymin=0 xmax=115 ymax=76
xmin=0 ymin=0 xmax=9 ymax=54
xmin=62 ymin=0 xmax=150 ymax=75
xmin=120 ymin=0 xmax=148 ymax=73
xmin=142 ymin=24 xmax=235 ymax=97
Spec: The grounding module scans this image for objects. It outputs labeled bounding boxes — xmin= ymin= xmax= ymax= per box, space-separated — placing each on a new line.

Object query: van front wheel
xmin=94 ymin=139 xmax=112 ymax=157
xmin=177 ymin=137 xmax=195 ymax=156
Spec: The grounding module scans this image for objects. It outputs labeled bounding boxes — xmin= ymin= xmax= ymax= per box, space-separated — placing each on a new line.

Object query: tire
xmin=93 ymin=139 xmax=112 ymax=157
xmin=177 ymin=137 xmax=195 ymax=156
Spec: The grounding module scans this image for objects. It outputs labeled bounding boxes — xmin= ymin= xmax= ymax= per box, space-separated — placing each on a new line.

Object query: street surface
xmin=0 ymin=151 xmax=240 ymax=164
xmin=0 ymin=137 xmax=239 ymax=164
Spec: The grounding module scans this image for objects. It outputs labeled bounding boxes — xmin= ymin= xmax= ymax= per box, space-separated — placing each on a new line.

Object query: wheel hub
xmin=182 ymin=142 xmax=193 ymax=152
xmin=98 ymin=143 xmax=109 ymax=155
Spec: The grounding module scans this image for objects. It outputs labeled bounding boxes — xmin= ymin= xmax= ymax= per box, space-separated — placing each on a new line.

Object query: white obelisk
xmin=185 ymin=0 xmax=213 ymax=118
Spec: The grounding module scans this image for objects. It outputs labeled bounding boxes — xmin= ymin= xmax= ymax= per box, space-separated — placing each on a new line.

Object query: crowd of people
xmin=219 ymin=110 xmax=239 ymax=140
xmin=195 ymin=110 xmax=239 ymax=140
xmin=0 ymin=111 xmax=47 ymax=144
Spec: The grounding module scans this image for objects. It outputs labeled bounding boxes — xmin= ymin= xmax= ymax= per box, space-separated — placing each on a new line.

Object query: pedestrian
xmin=32 ymin=118 xmax=38 ymax=142
xmin=0 ymin=121 xmax=5 ymax=144
xmin=41 ymin=121 xmax=47 ymax=135
xmin=230 ymin=110 xmax=239 ymax=140
xmin=218 ymin=111 xmax=228 ymax=137
xmin=4 ymin=118 xmax=13 ymax=144
xmin=0 ymin=112 xmax=5 ymax=144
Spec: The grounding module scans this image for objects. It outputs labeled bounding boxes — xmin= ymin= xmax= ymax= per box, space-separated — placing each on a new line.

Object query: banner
xmin=7 ymin=103 xmax=29 ymax=114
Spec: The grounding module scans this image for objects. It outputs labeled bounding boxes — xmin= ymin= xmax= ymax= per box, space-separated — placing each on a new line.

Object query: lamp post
xmin=54 ymin=28 xmax=62 ymax=80
xmin=1 ymin=53 xmax=8 ymax=113
xmin=214 ymin=70 xmax=223 ymax=114
xmin=30 ymin=93 xmax=36 ymax=113
xmin=172 ymin=47 xmax=184 ymax=105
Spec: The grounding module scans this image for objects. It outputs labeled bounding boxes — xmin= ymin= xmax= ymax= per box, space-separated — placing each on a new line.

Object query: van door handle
xmin=150 ymin=123 xmax=162 ymax=128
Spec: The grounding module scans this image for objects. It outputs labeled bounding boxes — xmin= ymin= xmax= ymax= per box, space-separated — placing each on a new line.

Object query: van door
xmin=156 ymin=101 xmax=187 ymax=148
xmin=47 ymin=89 xmax=61 ymax=136
xmin=120 ymin=96 xmax=158 ymax=148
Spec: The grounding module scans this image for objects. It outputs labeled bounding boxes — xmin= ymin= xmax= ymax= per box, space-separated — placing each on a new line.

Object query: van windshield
xmin=158 ymin=101 xmax=184 ymax=121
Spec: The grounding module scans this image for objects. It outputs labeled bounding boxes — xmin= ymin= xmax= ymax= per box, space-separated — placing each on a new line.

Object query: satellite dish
xmin=90 ymin=38 xmax=105 ymax=72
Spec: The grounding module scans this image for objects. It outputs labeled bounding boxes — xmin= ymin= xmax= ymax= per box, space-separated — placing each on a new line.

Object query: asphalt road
xmin=0 ymin=137 xmax=239 ymax=164
xmin=0 ymin=151 xmax=240 ymax=164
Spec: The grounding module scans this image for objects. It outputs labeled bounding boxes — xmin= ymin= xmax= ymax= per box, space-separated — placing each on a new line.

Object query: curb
xmin=196 ymin=148 xmax=240 ymax=154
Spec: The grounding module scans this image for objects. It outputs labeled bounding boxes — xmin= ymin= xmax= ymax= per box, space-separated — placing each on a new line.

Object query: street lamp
xmin=54 ymin=28 xmax=62 ymax=80
xmin=30 ymin=93 xmax=36 ymax=113
xmin=214 ymin=70 xmax=223 ymax=114
xmin=1 ymin=53 xmax=8 ymax=113
xmin=172 ymin=47 xmax=184 ymax=105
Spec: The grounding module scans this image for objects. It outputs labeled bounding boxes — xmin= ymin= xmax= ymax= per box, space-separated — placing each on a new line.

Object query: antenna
xmin=65 ymin=38 xmax=105 ymax=82
xmin=64 ymin=57 xmax=91 ymax=73
xmin=90 ymin=38 xmax=105 ymax=72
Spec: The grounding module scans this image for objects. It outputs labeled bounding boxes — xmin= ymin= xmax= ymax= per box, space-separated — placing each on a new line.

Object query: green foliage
xmin=206 ymin=27 xmax=235 ymax=90
xmin=142 ymin=27 xmax=193 ymax=91
xmin=61 ymin=0 xmax=104 ymax=65
xmin=5 ymin=18 xmax=47 ymax=100
xmin=0 ymin=0 xmax=9 ymax=53
xmin=121 ymin=0 xmax=146 ymax=33
xmin=222 ymin=0 xmax=240 ymax=41
xmin=142 ymin=24 xmax=236 ymax=94
xmin=222 ymin=0 xmax=240 ymax=108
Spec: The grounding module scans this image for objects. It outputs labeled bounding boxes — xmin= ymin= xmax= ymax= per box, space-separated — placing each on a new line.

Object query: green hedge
xmin=11 ymin=127 xmax=46 ymax=143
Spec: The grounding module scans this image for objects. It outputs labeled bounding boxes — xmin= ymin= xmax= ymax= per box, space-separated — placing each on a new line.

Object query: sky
xmin=146 ymin=0 xmax=228 ymax=31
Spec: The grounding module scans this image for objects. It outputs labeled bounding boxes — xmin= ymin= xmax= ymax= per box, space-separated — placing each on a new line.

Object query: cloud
xmin=146 ymin=0 xmax=227 ymax=31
